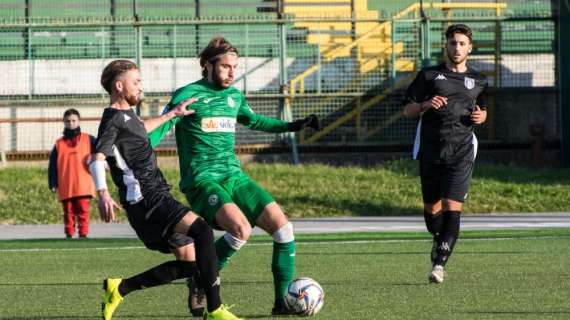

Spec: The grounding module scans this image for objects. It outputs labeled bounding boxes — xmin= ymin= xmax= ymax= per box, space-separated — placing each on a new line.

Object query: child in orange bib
xmin=48 ymin=109 xmax=96 ymax=238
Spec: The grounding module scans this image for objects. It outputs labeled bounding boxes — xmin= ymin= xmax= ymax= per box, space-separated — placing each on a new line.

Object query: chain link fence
xmin=0 ymin=0 xmax=559 ymax=160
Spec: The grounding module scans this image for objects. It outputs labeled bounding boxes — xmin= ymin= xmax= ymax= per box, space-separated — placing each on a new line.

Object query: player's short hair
xmin=63 ymin=108 xmax=80 ymax=119
xmin=445 ymin=24 xmax=473 ymax=43
xmin=100 ymin=59 xmax=138 ymax=94
xmin=198 ymin=37 xmax=239 ymax=78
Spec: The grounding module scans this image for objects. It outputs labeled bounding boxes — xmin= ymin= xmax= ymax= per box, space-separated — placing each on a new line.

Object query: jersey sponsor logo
xmin=208 ymin=194 xmax=219 ymax=206
xmin=435 ymin=74 xmax=447 ymax=80
xmin=227 ymin=96 xmax=235 ymax=108
xmin=201 ymin=117 xmax=236 ymax=132
xmin=464 ymin=77 xmax=475 ymax=89
xmin=123 ymin=114 xmax=131 ymax=122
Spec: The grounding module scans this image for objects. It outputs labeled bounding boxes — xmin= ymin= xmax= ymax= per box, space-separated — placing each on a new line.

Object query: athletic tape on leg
xmin=272 ymin=222 xmax=294 ymax=243
xmin=223 ymin=232 xmax=246 ymax=251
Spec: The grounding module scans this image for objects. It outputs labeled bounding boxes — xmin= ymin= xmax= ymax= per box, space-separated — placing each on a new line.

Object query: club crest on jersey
xmin=464 ymin=77 xmax=475 ymax=89
xmin=208 ymin=194 xmax=218 ymax=206
xmin=227 ymin=96 xmax=235 ymax=108
xmin=201 ymin=117 xmax=236 ymax=132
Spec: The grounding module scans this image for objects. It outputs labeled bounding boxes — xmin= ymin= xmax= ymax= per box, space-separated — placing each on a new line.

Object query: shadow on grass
xmin=380 ymin=159 xmax=570 ymax=186
xmin=382 ymin=159 xmax=570 ymax=186
xmin=472 ymin=163 xmax=570 ymax=186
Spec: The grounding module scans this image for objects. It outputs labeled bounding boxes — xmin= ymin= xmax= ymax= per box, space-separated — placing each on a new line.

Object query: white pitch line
xmin=0 ymin=235 xmax=568 ymax=253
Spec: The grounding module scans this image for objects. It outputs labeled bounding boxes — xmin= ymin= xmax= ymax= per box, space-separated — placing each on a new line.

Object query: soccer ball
xmin=284 ymin=277 xmax=325 ymax=316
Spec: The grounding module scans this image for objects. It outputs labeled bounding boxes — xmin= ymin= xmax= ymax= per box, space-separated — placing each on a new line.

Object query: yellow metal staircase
xmin=285 ymin=0 xmax=414 ymax=77
xmin=285 ymin=1 xmax=507 ymax=144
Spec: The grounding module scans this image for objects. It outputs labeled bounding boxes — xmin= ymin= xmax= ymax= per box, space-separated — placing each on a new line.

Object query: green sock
xmin=215 ymin=236 xmax=238 ymax=271
xmin=272 ymin=241 xmax=296 ymax=301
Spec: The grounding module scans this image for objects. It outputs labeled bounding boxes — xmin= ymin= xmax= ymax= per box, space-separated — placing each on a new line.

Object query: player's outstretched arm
xmin=89 ymin=153 xmax=121 ymax=223
xmin=144 ymin=98 xmax=196 ymax=133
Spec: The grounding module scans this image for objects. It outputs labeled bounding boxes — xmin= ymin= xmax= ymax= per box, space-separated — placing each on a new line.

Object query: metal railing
xmin=0 ymin=1 xmax=558 ymax=164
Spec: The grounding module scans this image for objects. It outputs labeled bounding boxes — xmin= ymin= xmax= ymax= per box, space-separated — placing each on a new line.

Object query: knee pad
xmin=272 ymin=222 xmax=294 ymax=243
xmin=223 ymin=232 xmax=247 ymax=251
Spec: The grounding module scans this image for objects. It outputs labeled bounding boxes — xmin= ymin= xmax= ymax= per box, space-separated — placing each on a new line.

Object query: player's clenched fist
xmin=471 ymin=105 xmax=486 ymax=125
xmin=422 ymin=95 xmax=448 ymax=111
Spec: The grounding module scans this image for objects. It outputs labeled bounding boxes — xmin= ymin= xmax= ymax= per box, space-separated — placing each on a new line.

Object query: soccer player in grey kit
xmin=402 ymin=24 xmax=488 ymax=283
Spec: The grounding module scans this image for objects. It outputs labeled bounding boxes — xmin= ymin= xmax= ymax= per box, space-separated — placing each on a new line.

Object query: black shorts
xmin=419 ymin=159 xmax=474 ymax=204
xmin=125 ymin=192 xmax=193 ymax=253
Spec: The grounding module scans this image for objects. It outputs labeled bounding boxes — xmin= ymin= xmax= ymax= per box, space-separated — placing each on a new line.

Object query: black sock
xmin=423 ymin=210 xmax=443 ymax=236
xmin=425 ymin=210 xmax=443 ymax=264
xmin=187 ymin=218 xmax=222 ymax=312
xmin=434 ymin=211 xmax=461 ymax=267
xmin=119 ymin=260 xmax=198 ymax=296
xmin=430 ymin=234 xmax=439 ymax=264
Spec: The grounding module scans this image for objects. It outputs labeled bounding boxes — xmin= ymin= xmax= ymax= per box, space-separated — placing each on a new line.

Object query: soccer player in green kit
xmin=148 ymin=37 xmax=320 ymax=316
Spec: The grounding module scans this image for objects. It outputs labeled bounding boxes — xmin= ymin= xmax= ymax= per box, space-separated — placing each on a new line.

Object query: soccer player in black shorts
xmin=91 ymin=60 xmax=241 ymax=320
xmin=402 ymin=24 xmax=488 ymax=284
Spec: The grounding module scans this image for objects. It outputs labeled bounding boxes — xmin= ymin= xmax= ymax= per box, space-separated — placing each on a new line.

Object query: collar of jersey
xmin=439 ymin=62 xmax=472 ymax=75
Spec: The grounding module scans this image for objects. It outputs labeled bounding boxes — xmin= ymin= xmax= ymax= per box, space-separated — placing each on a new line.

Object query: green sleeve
xmin=148 ymin=116 xmax=180 ymax=148
xmin=147 ymin=88 xmax=193 ymax=148
xmin=236 ymin=95 xmax=290 ymax=133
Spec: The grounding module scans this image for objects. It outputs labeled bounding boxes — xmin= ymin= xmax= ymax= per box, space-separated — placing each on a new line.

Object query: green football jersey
xmin=149 ymin=78 xmax=290 ymax=192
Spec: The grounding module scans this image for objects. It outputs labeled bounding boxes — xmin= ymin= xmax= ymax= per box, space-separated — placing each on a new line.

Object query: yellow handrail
xmin=303 ymin=74 xmax=413 ymax=145
xmin=428 ymin=3 xmax=507 ymax=9
xmin=289 ymin=22 xmax=389 ymax=97
xmin=288 ymin=2 xmax=425 ymax=97
xmin=288 ymin=1 xmax=507 ymax=144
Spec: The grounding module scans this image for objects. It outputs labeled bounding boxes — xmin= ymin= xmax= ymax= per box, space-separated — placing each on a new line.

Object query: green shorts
xmin=185 ymin=173 xmax=274 ymax=228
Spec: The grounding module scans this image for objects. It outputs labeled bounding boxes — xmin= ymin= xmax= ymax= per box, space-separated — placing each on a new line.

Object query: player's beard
xmin=446 ymin=50 xmax=468 ymax=66
xmin=211 ymin=63 xmax=232 ymax=88
xmin=125 ymin=93 xmax=140 ymax=106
